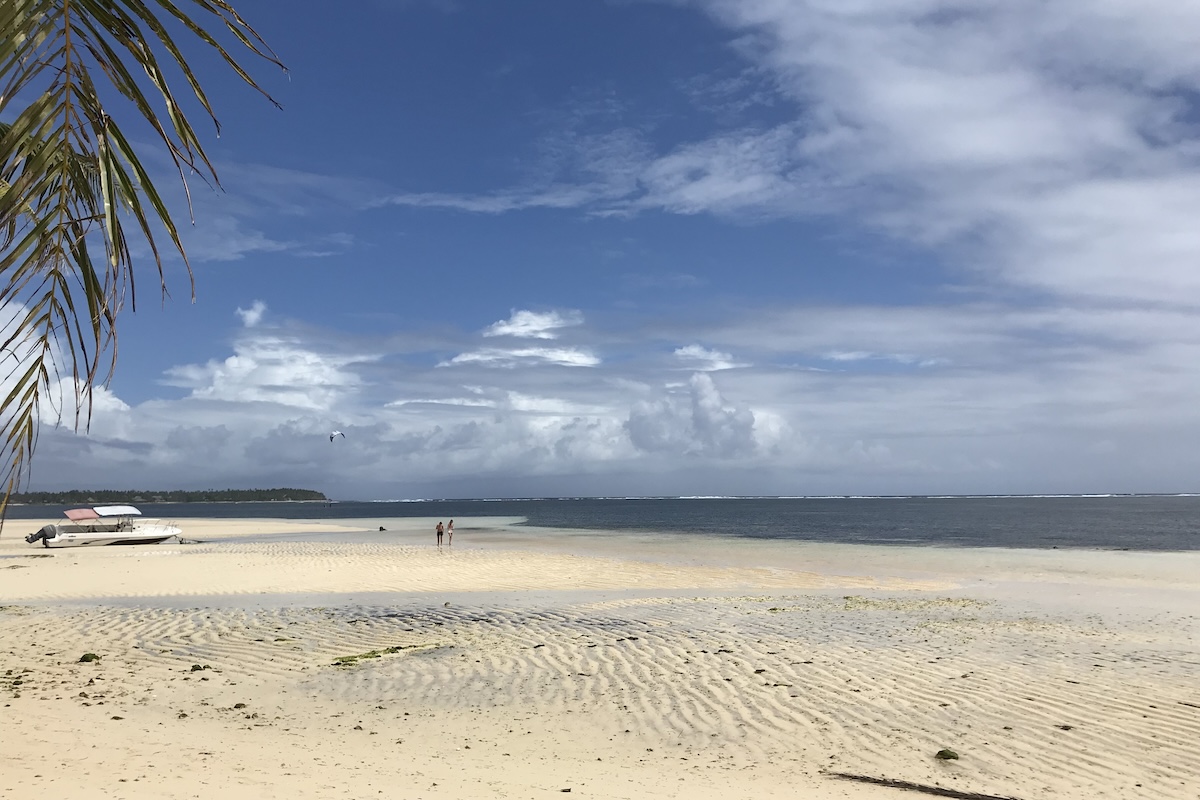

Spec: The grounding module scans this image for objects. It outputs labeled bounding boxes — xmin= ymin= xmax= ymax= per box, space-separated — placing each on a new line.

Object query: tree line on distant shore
xmin=10 ymin=489 xmax=328 ymax=505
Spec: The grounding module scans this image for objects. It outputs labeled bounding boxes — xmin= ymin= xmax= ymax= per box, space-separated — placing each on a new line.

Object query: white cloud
xmin=163 ymin=332 xmax=377 ymax=411
xmin=376 ymin=1 xmax=1200 ymax=309
xmin=0 ymin=302 xmax=106 ymax=437
xmin=442 ymin=346 xmax=600 ymax=368
xmin=180 ymin=216 xmax=295 ymax=263
xmin=674 ymin=344 xmax=747 ymax=370
xmin=0 ymin=303 xmax=53 ymax=409
xmin=684 ymin=0 xmax=1200 ymax=305
xmin=236 ymin=300 xmax=267 ymax=328
xmin=822 ymin=350 xmax=944 ymax=368
xmin=505 ymin=392 xmax=579 ymax=414
xmin=386 ymin=396 xmax=497 ymax=408
xmin=631 ymin=125 xmax=807 ymax=217
xmin=824 ymin=351 xmax=872 ymax=363
xmin=483 ymin=309 xmax=583 ymax=339
xmin=626 ymin=373 xmax=758 ymax=458
xmin=21 ymin=291 xmax=1200 ymax=498
xmin=38 ymin=379 xmax=132 ymax=440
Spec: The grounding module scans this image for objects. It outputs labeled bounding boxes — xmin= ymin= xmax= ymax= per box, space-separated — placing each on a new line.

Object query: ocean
xmin=6 ymin=495 xmax=1200 ymax=551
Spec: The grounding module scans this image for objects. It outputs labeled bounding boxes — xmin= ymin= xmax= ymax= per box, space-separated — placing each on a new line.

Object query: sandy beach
xmin=2 ymin=515 xmax=1198 ymax=799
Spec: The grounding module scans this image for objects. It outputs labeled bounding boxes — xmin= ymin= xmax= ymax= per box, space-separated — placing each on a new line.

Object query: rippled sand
xmin=1 ymin=516 xmax=1198 ymax=799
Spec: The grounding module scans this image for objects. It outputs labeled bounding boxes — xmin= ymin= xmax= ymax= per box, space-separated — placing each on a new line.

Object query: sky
xmin=10 ymin=0 xmax=1200 ymax=499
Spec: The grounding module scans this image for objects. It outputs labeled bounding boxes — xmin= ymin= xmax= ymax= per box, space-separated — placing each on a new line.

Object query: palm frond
xmin=0 ymin=0 xmax=284 ymax=523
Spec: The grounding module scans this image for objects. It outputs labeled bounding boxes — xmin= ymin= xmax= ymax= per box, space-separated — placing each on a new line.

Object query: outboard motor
xmin=25 ymin=525 xmax=55 ymax=546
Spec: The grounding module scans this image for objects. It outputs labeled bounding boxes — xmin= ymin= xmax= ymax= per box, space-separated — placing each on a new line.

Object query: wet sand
xmin=1 ymin=516 xmax=1198 ymax=799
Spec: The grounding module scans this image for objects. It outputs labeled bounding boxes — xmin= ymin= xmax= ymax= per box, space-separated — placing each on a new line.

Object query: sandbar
xmin=1 ymin=515 xmax=1197 ymax=799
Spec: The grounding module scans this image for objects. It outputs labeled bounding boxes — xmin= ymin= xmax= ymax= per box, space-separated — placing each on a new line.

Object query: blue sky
xmin=13 ymin=0 xmax=1200 ymax=498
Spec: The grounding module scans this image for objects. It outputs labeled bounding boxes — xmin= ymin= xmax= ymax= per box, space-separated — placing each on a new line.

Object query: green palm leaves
xmin=0 ymin=0 xmax=283 ymax=517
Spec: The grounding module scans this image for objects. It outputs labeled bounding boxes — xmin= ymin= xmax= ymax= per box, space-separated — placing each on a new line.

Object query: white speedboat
xmin=25 ymin=505 xmax=182 ymax=548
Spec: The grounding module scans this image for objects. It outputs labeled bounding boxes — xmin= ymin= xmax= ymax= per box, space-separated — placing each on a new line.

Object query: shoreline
xmin=6 ymin=514 xmax=1200 ymax=596
xmin=8 ymin=495 xmax=1200 ymax=556
xmin=2 ymin=516 xmax=1198 ymax=798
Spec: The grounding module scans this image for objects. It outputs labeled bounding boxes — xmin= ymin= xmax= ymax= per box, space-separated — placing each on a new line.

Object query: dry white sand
xmin=1 ymin=515 xmax=1198 ymax=799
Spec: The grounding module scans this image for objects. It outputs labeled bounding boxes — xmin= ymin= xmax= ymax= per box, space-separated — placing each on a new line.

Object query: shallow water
xmin=8 ymin=495 xmax=1200 ymax=550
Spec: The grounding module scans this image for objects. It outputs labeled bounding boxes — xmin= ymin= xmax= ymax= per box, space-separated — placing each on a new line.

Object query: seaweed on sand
xmin=331 ymin=643 xmax=442 ymax=666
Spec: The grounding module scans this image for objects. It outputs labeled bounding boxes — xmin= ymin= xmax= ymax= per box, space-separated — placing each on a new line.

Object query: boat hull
xmin=27 ymin=524 xmax=182 ymax=548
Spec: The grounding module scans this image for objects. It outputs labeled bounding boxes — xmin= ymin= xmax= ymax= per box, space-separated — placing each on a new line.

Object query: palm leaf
xmin=0 ymin=0 xmax=285 ymax=524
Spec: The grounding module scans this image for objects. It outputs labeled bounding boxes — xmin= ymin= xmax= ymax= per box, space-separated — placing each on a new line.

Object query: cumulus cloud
xmin=39 ymin=380 xmax=132 ymax=440
xmin=1 ymin=302 xmax=102 ymax=434
xmin=236 ymin=301 xmax=267 ymax=328
xmin=626 ymin=373 xmax=758 ymax=458
xmin=163 ymin=332 xmax=377 ymax=411
xmin=1 ymin=302 xmax=54 ymax=410
xmin=22 ymin=290 xmax=1200 ymax=498
xmin=483 ymin=309 xmax=583 ymax=339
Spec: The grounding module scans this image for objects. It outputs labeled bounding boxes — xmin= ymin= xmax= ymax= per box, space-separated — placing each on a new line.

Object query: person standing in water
xmin=436 ymin=521 xmax=444 ymax=547
xmin=447 ymin=519 xmax=454 ymax=546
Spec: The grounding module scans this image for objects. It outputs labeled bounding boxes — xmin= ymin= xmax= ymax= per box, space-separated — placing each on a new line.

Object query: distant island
xmin=10 ymin=488 xmax=328 ymax=504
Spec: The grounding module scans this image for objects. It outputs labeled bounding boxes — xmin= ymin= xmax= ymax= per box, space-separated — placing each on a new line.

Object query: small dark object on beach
xmin=1058 ymin=724 xmax=1074 ymax=730
xmin=111 ymin=715 xmax=124 ymax=720
xmin=935 ymin=749 xmax=959 ymax=760
xmin=79 ymin=653 xmax=100 ymax=663
xmin=189 ymin=664 xmax=207 ymax=672
xmin=561 ymin=789 xmax=572 ymax=793
xmin=233 ymin=703 xmax=247 ymax=709
xmin=178 ymin=712 xmax=188 ymax=719
xmin=831 ymin=772 xmax=1024 ymax=800
xmin=379 ymin=526 xmax=385 ymax=531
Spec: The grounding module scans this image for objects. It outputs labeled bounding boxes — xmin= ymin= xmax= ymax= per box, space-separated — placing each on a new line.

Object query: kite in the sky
xmin=330 ymin=430 xmax=345 ymax=442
